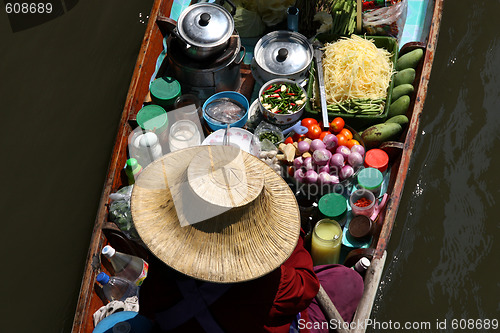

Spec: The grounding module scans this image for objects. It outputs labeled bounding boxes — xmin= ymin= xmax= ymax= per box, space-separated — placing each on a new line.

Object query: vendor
xmin=131 ymin=145 xmax=363 ymax=332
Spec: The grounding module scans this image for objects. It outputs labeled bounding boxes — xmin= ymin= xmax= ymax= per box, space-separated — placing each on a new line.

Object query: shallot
xmin=297 ymin=141 xmax=310 ymax=155
xmin=312 ymin=148 xmax=332 ymax=166
xmin=310 ymin=139 xmax=326 ymax=152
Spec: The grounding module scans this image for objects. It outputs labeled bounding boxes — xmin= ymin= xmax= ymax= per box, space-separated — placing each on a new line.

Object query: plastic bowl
xmin=259 ymin=79 xmax=307 ymax=125
xmin=202 ymin=91 xmax=249 ymax=131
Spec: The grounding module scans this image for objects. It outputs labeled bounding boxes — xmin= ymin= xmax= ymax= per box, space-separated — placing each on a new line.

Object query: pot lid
xmin=254 ymin=31 xmax=313 ymax=76
xmin=177 ymin=3 xmax=234 ymax=48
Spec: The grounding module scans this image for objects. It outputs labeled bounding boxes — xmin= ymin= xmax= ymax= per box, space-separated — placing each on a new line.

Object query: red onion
xmin=351 ymin=144 xmax=365 ymax=157
xmin=336 ymin=145 xmax=351 ymax=159
xmin=348 ymin=152 xmax=364 ymax=167
xmin=310 ymin=139 xmax=326 ymax=152
xmin=323 ymin=134 xmax=338 ymax=151
xmin=330 ymin=174 xmax=340 ymax=184
xmin=294 ymin=168 xmax=306 ymax=183
xmin=317 ymin=165 xmax=330 ymax=174
xmin=297 ymin=141 xmax=310 ymax=155
xmin=340 ymin=165 xmax=354 ymax=180
xmin=312 ymin=148 xmax=332 ymax=166
xmin=318 ymin=172 xmax=333 ymax=185
xmin=293 ymin=156 xmax=304 ymax=169
xmin=330 ymin=153 xmax=345 ymax=168
xmin=303 ymin=156 xmax=314 ymax=170
xmin=304 ymin=169 xmax=319 ymax=184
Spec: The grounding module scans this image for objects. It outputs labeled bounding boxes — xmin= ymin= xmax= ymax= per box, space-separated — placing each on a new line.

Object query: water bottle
xmin=102 ymin=245 xmax=149 ymax=286
xmin=96 ymin=272 xmax=139 ymax=302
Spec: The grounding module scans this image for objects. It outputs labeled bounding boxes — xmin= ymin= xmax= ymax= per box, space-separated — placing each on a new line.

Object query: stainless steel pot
xmin=164 ymin=1 xmax=236 ymax=60
xmin=166 ymin=34 xmax=245 ymax=98
xmin=252 ymin=30 xmax=313 ymax=83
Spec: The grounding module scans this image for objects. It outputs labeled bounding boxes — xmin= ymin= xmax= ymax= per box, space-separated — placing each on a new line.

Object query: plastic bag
xmin=108 ymin=185 xmax=141 ymax=242
xmin=363 ymin=0 xmax=407 ymax=42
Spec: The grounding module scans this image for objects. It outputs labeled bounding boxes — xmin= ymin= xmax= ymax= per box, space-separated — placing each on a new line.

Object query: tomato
xmin=284 ymin=136 xmax=294 ymax=144
xmin=346 ymin=139 xmax=360 ymax=149
xmin=336 ymin=133 xmax=349 ymax=147
xmin=301 ymin=118 xmax=318 ymax=128
xmin=329 ymin=117 xmax=345 ymax=133
xmin=319 ymin=131 xmax=332 ymax=141
xmin=307 ymin=124 xmax=322 ymax=140
xmin=340 ymin=128 xmax=353 ymax=141
xmin=292 ymin=133 xmax=307 ymax=142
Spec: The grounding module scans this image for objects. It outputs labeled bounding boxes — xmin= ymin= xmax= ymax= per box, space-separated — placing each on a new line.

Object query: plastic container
xmin=202 ymin=91 xmax=249 ymax=131
xmin=149 ymin=77 xmax=181 ymax=109
xmin=318 ymin=193 xmax=348 ymax=225
xmin=102 ymin=245 xmax=149 ymax=286
xmin=352 ymin=257 xmax=371 ymax=277
xmin=348 ymin=214 xmax=373 ymax=241
xmin=349 ymin=189 xmax=376 ymax=217
xmin=364 ymin=148 xmax=389 ymax=173
xmin=136 ymin=105 xmax=169 ymax=147
xmin=357 ymin=167 xmax=384 ymax=197
xmin=96 ymin=272 xmax=139 ymax=302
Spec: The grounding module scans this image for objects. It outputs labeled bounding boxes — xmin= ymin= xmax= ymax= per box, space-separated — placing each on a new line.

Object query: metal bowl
xmin=258 ymin=79 xmax=307 ymax=125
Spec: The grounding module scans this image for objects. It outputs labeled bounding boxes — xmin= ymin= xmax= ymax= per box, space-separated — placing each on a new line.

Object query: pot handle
xmin=157 ymin=15 xmax=190 ymax=49
xmin=234 ymin=45 xmax=246 ymax=65
xmin=219 ymin=0 xmax=237 ymax=16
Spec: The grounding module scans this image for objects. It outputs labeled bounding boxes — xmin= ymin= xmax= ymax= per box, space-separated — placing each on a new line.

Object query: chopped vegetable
xmin=322 ymin=35 xmax=393 ymax=114
xmin=259 ymin=131 xmax=280 ymax=144
xmin=260 ymin=82 xmax=306 ymax=114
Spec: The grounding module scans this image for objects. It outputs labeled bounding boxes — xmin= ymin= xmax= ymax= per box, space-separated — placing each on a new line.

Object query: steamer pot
xmin=163 ymin=1 xmax=236 ymax=60
xmin=252 ymin=30 xmax=313 ymax=83
xmin=166 ymin=33 xmax=245 ymax=97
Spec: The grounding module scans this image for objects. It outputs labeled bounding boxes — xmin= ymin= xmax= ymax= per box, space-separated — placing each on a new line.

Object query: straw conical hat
xmin=130 ymin=145 xmax=300 ymax=283
xmin=187 ymin=146 xmax=264 ymax=208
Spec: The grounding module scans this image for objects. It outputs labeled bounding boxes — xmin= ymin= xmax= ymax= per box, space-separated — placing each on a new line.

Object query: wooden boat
xmin=71 ymin=0 xmax=444 ymax=332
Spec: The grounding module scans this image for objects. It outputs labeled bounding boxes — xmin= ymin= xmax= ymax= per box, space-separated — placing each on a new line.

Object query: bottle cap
xmin=355 ymin=257 xmax=371 ymax=271
xmin=318 ymin=193 xmax=347 ymax=221
xmin=126 ymin=158 xmax=142 ymax=175
xmin=96 ymin=272 xmax=110 ymax=285
xmin=137 ymin=105 xmax=169 ymax=134
xmin=102 ymin=245 xmax=116 ymax=258
xmin=149 ymin=77 xmax=181 ymax=108
xmin=357 ymin=167 xmax=383 ymax=191
xmin=364 ymin=149 xmax=389 ymax=173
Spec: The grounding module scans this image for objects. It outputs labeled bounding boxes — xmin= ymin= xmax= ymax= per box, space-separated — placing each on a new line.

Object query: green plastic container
xmin=318 ymin=193 xmax=347 ymax=224
xmin=136 ymin=105 xmax=169 ymax=145
xmin=357 ymin=167 xmax=384 ymax=197
xmin=305 ymin=35 xmax=399 ymax=131
xmin=149 ymin=77 xmax=181 ymax=109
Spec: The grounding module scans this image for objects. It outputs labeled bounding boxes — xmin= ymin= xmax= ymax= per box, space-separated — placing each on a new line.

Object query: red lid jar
xmin=364 ymin=149 xmax=389 ymax=173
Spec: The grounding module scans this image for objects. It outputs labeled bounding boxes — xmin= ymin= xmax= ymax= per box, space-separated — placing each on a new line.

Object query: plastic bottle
xmin=102 ymin=245 xmax=149 ymax=286
xmin=96 ymin=272 xmax=139 ymax=302
xmin=125 ymin=158 xmax=142 ymax=185
xmin=351 ymin=257 xmax=371 ymax=277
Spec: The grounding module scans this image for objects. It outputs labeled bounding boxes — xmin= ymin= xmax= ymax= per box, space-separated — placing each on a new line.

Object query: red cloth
xmin=139 ymin=233 xmax=320 ymax=333
xmin=306 ymin=265 xmax=364 ymax=333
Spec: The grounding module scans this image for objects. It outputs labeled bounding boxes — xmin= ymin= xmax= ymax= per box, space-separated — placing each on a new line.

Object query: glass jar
xmin=311 ymin=219 xmax=343 ymax=266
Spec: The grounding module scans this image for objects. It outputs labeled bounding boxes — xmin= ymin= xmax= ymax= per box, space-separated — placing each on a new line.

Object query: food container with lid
xmin=149 ymin=77 xmax=181 ymax=109
xmin=202 ymin=91 xmax=249 ymax=131
xmin=162 ymin=1 xmax=236 ymax=60
xmin=318 ymin=193 xmax=348 ymax=225
xmin=349 ymin=188 xmax=376 ymax=217
xmin=364 ymin=148 xmax=389 ymax=173
xmin=356 ymin=167 xmax=384 ymax=197
xmin=252 ymin=30 xmax=313 ymax=84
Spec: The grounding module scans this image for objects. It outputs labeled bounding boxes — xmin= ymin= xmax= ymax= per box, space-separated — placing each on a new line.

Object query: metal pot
xmin=163 ymin=1 xmax=236 ymax=60
xmin=166 ymin=34 xmax=245 ymax=99
xmin=252 ymin=30 xmax=313 ymax=83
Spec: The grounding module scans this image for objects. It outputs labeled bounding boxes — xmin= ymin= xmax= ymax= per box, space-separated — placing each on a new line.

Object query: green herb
xmin=259 ymin=132 xmax=280 ymax=144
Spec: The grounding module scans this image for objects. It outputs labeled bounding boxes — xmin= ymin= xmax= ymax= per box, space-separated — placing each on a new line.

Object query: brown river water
xmin=1 ymin=0 xmax=498 ymax=332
